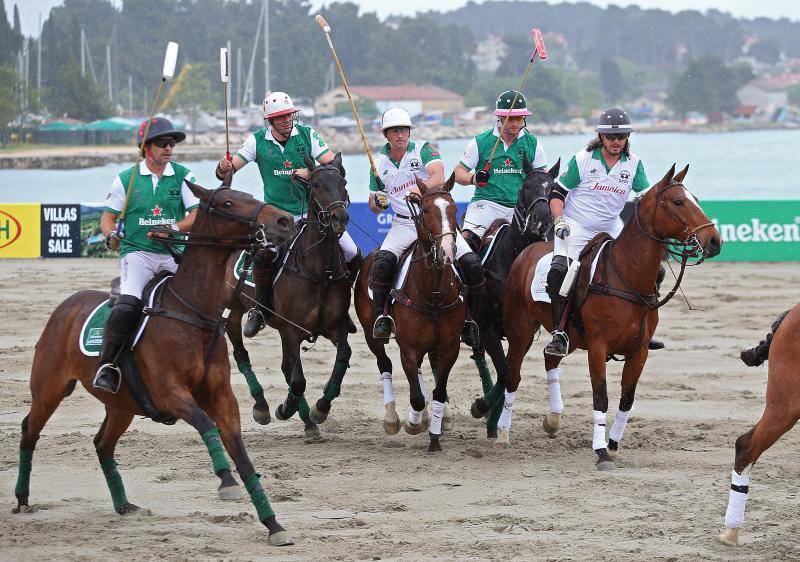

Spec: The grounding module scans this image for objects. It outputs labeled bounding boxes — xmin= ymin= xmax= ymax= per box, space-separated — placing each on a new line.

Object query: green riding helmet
xmin=495 ymin=90 xmax=533 ymax=117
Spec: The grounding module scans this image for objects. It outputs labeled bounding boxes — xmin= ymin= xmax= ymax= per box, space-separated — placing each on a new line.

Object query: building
xmin=737 ymin=82 xmax=789 ymax=120
xmin=472 ymin=34 xmax=508 ymax=73
xmin=315 ymin=84 xmax=464 ymax=117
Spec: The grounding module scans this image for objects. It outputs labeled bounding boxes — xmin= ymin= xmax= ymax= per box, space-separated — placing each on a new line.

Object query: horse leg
xmin=428 ymin=352 xmax=453 ymax=432
xmin=491 ymin=325 xmax=536 ymax=448
xmin=483 ymin=333 xmax=509 ymax=438
xmin=186 ymin=391 xmax=293 ymax=546
xmin=310 ymin=328 xmax=351 ymax=424
xmin=275 ymin=334 xmax=305 ymax=422
xmin=542 ymin=355 xmax=566 ymax=438
xmin=227 ymin=315 xmax=271 ymax=426
xmin=93 ymin=408 xmax=142 ymax=514
xmin=427 ymin=344 xmax=459 ymax=452
xmin=401 ymin=348 xmax=427 ymax=435
xmin=718 ymin=405 xmax=800 ymax=545
xmin=14 ymin=375 xmax=77 ymax=513
xmin=418 ymin=358 xmax=431 ymax=427
xmin=607 ymin=347 xmax=647 ymax=456
xmin=588 ymin=346 xmax=614 ymax=470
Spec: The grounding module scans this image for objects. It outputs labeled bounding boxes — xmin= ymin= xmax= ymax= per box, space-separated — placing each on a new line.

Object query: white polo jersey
xmin=557 ymin=147 xmax=649 ymax=232
xmin=369 ymin=141 xmax=441 ymax=216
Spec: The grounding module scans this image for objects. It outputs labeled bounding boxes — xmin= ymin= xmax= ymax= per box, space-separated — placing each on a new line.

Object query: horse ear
xmin=548 ymin=158 xmax=561 ymax=179
xmin=185 ymin=178 xmax=210 ymax=200
xmin=655 ymin=164 xmax=676 ymax=188
xmin=303 ymin=152 xmax=316 ymax=172
xmin=673 ymin=164 xmax=689 ymax=183
xmin=522 ymin=153 xmax=534 ymax=176
xmin=415 ymin=175 xmax=429 ymax=195
xmin=220 ymin=168 xmax=233 ymax=188
xmin=443 ymin=171 xmax=456 ymax=192
xmin=332 ymin=152 xmax=345 ymax=177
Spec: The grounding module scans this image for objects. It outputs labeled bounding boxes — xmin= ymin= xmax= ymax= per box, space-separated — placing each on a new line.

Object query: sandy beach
xmin=0 ymin=258 xmax=798 ymax=561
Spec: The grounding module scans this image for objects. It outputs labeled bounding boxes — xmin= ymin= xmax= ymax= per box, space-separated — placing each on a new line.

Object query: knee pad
xmin=462 ymin=230 xmax=482 ymax=252
xmin=458 ymin=252 xmax=485 ymax=292
xmin=370 ymin=251 xmax=398 ymax=290
xmin=115 ymin=294 xmax=143 ymax=313
xmin=546 ymin=256 xmax=568 ymax=300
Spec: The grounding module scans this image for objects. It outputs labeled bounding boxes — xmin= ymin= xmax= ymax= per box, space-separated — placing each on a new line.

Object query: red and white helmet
xmin=262 ymin=91 xmax=299 ymax=119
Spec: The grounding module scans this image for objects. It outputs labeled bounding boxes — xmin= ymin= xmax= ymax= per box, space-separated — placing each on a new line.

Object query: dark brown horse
xmin=224 ymin=153 xmax=355 ymax=438
xmin=500 ymin=165 xmax=721 ymax=464
xmin=12 ymin=183 xmax=298 ymax=546
xmin=354 ymin=176 xmax=465 ymax=452
xmin=719 ymin=304 xmax=799 ymax=546
xmin=469 ymin=157 xmax=558 ymax=438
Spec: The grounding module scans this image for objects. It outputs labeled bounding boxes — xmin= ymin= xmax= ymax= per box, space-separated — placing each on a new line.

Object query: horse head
xmin=514 ymin=155 xmax=559 ymax=239
xmin=636 ymin=164 xmax=722 ymax=260
xmin=303 ymin=152 xmax=350 ymax=236
xmin=185 ymin=180 xmax=294 ymax=246
xmin=406 ymin=173 xmax=458 ymax=269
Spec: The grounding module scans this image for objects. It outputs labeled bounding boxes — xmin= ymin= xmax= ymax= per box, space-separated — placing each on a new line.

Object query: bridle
xmin=302 ymin=164 xmax=350 ymax=232
xmin=512 ymin=170 xmax=550 ymax=238
xmin=406 ymin=190 xmax=457 ymax=270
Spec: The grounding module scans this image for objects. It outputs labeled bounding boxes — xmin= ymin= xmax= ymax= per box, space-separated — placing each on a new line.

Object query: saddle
xmin=478 ymin=219 xmax=510 ymax=284
xmin=387 ymin=243 xmax=464 ymax=316
xmin=572 ymin=232 xmax=614 ymax=310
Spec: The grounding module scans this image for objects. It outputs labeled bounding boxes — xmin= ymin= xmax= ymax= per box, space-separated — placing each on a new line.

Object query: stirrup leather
xmin=93 ymin=363 xmax=122 ymax=394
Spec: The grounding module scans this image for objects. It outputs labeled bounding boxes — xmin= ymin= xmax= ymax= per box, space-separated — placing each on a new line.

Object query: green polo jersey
xmin=458 ymin=127 xmax=547 ymax=208
xmin=109 ymin=162 xmax=196 ymax=256
xmin=236 ymin=124 xmax=331 ymax=216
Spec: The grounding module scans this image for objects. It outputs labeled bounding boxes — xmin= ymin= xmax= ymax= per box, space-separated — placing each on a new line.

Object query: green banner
xmin=702 ymin=200 xmax=800 ymax=261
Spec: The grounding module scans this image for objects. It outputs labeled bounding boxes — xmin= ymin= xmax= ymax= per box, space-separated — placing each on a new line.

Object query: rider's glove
xmin=373 ymin=191 xmax=390 ymax=210
xmin=104 ymin=231 xmax=121 ymax=251
xmin=554 ymin=216 xmax=570 ymax=240
xmin=473 ymin=169 xmax=490 ymax=187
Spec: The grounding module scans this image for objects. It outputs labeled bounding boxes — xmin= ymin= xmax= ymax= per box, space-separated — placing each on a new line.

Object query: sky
xmin=6 ymin=0 xmax=800 ymax=37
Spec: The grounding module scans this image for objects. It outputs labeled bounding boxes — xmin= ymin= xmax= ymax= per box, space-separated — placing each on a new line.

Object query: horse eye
xmin=673 ymin=199 xmax=683 ymax=207
xmin=223 ymin=201 xmax=233 ymax=208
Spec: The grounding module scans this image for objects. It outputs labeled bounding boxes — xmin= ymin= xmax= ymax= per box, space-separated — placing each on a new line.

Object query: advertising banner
xmin=41 ymin=204 xmax=81 ymax=257
xmin=0 ymin=204 xmax=41 ymax=258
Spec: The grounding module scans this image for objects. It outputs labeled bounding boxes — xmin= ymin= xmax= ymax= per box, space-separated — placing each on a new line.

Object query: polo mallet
xmin=315 ymin=14 xmax=381 ymax=186
xmin=220 ymin=47 xmax=231 ymax=162
xmin=558 ymin=231 xmax=580 ymax=297
xmin=478 ymin=28 xmax=547 ymax=187
xmin=116 ymin=41 xmax=180 ymax=238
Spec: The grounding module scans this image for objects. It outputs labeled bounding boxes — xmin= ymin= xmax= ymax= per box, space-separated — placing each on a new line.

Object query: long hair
xmin=586 ymin=134 xmax=630 ymax=157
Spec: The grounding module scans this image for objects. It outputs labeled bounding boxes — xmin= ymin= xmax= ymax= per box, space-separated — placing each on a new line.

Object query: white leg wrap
xmin=417 ymin=370 xmax=429 ymax=403
xmin=497 ymin=391 xmax=516 ymax=431
xmin=380 ymin=372 xmax=394 ymax=406
xmin=546 ymin=368 xmax=564 ymax=413
xmin=407 ymin=405 xmax=422 ymax=426
xmin=429 ymin=400 xmax=445 ymax=435
xmin=609 ymin=409 xmax=630 ymax=443
xmin=592 ymin=410 xmax=607 ymax=450
xmin=724 ymin=466 xmax=752 ymax=529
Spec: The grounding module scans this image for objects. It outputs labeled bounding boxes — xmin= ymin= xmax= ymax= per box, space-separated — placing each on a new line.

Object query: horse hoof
xmin=486 ymin=427 xmax=498 ymax=439
xmin=12 ymin=504 xmax=34 ymax=514
xmin=607 ymin=439 xmax=619 ymax=458
xmin=494 ymin=429 xmax=510 ymax=449
xmin=383 ymin=415 xmax=401 ymax=435
xmin=596 ymin=460 xmax=616 ymax=471
xmin=542 ymin=412 xmax=561 ymax=438
xmin=274 ymin=404 xmax=291 ymax=421
xmin=718 ymin=527 xmax=740 ymax=546
xmin=253 ymin=404 xmax=271 ymax=425
xmin=442 ymin=405 xmax=453 ymax=432
xmin=117 ymin=503 xmax=142 ymax=515
xmin=304 ymin=422 xmax=321 ymax=441
xmin=218 ymin=484 xmax=245 ymax=501
xmin=470 ymin=398 xmax=488 ymax=419
xmin=427 ymin=435 xmax=443 ymax=453
xmin=268 ymin=530 xmax=295 ymax=546
xmin=403 ymin=419 xmax=426 ymax=435
xmin=309 ymin=405 xmax=329 ymax=425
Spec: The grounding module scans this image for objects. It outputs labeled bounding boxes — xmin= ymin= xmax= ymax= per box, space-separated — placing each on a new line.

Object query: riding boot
xmin=93 ymin=295 xmax=143 ymax=394
xmin=543 ymin=294 xmax=569 ymax=358
xmin=370 ymin=251 xmax=397 ymax=342
xmin=649 ymin=263 xmax=667 ymax=351
xmin=458 ymin=252 xmax=484 ymax=348
xmin=243 ymin=251 xmax=280 ymax=338
xmin=345 ymin=250 xmax=364 ymax=334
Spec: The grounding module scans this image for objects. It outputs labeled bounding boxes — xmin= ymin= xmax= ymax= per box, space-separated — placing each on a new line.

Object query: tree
xmin=788 ymin=84 xmax=800 ymax=106
xmin=600 ymin=59 xmax=625 ymax=104
xmin=666 ymin=56 xmax=753 ymax=117
xmin=749 ymin=38 xmax=781 ymax=64
xmin=162 ymin=64 xmax=216 ymax=144
xmin=48 ymin=58 xmax=111 ymax=120
xmin=0 ymin=63 xmax=21 ymax=140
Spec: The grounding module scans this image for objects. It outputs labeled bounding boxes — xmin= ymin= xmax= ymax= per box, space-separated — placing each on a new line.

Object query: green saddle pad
xmin=79 ymin=299 xmax=113 ymax=356
xmin=233 ymin=250 xmax=255 ymax=287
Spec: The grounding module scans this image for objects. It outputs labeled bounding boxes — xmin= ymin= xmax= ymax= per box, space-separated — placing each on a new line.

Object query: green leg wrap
xmin=237 ymin=361 xmax=264 ymax=398
xmin=298 ymin=395 xmax=311 ymax=423
xmin=244 ymin=472 xmax=275 ymax=522
xmin=15 ymin=449 xmax=33 ymax=497
xmin=201 ymin=428 xmax=231 ymax=475
xmin=323 ymin=360 xmax=348 ymax=402
xmin=487 ymin=398 xmax=503 ymax=431
xmin=281 ymin=389 xmax=300 ymax=419
xmin=484 ymin=382 xmax=504 ymax=408
xmin=472 ymin=351 xmax=494 ymax=396
xmin=100 ymin=458 xmax=129 ymax=512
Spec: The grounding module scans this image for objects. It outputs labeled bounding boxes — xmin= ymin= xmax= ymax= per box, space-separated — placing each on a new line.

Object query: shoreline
xmin=1 ymin=121 xmax=797 ymax=170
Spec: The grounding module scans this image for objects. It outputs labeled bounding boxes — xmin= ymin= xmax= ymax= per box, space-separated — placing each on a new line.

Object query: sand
xmin=0 ymin=258 xmax=798 ymax=561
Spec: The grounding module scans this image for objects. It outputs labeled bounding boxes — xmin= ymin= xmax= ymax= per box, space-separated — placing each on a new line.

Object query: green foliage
xmin=599 ymin=59 xmax=624 ymax=104
xmin=334 ymin=96 xmax=377 ymax=117
xmin=667 ymin=56 xmax=754 ymax=117
xmin=528 ymin=97 xmax=558 ymax=123
xmin=47 ymin=58 xmax=111 ymax=120
xmin=749 ymin=39 xmax=781 ymax=64
xmin=787 ymin=84 xmax=800 ymax=105
xmin=163 ymin=64 xmax=216 ymax=143
xmin=0 ymin=0 xmax=23 ymax=65
xmin=0 ymin=63 xmax=21 ymax=133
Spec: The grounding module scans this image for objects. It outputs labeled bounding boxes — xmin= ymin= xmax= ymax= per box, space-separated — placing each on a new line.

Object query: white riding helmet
xmin=263 ymin=91 xmax=299 ymax=119
xmin=380 ymin=107 xmax=415 ymax=132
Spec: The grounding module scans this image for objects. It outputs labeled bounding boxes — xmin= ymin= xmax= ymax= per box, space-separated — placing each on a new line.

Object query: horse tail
xmin=740 ymin=310 xmax=790 ymax=367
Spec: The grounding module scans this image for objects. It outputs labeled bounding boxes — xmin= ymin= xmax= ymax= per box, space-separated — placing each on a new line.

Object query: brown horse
xmin=500 ymin=165 xmax=721 ymax=465
xmin=719 ymin=304 xmax=799 ymax=546
xmin=354 ymin=175 xmax=465 ymax=452
xmin=223 ymin=153 xmax=355 ymax=437
xmin=12 ymin=183 xmax=298 ymax=546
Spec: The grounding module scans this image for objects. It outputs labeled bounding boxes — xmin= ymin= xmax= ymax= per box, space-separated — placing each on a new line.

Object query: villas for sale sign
xmin=0 ymin=203 xmax=81 ymax=258
xmin=703 ymin=200 xmax=799 ymax=261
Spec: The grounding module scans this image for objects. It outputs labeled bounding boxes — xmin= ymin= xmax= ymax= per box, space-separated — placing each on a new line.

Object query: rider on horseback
xmin=368 ymin=107 xmax=485 ymax=346
xmin=216 ymin=91 xmax=362 ymax=338
xmin=93 ymin=118 xmax=199 ymax=394
xmin=544 ymin=107 xmax=663 ymax=358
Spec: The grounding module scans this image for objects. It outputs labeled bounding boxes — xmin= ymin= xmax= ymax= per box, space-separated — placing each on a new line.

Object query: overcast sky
xmin=7 ymin=0 xmax=800 ymax=37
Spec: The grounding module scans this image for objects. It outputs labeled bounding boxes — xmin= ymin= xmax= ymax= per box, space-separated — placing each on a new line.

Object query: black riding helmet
xmin=595 ymin=107 xmax=633 ymax=134
xmin=137 ymin=117 xmax=186 ymax=148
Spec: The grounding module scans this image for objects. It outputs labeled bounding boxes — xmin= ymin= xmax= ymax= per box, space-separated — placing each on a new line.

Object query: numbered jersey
xmin=236 ymin=124 xmax=331 ymax=216
xmin=369 ymin=141 xmax=441 ymax=216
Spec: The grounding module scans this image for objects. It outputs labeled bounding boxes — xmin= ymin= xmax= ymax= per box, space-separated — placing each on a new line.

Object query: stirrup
xmin=544 ymin=330 xmax=569 ymax=358
xmin=373 ymin=314 xmax=394 ymax=339
xmin=93 ymin=363 xmax=122 ymax=394
xmin=243 ymin=307 xmax=266 ymax=338
xmin=647 ymin=338 xmax=665 ymax=351
xmin=461 ymin=319 xmax=480 ymax=348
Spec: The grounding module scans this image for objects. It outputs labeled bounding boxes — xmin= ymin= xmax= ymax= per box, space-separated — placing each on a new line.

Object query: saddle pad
xmin=480 ymin=222 xmax=509 ymax=266
xmin=232 ymin=223 xmax=308 ymax=288
xmin=79 ymin=276 xmax=171 ymax=357
xmin=530 ymin=240 xmax=611 ymax=303
xmin=367 ymin=252 xmax=462 ymax=302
